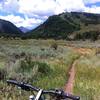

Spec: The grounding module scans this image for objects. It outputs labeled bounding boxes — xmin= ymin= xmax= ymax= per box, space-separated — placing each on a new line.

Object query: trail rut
xmin=64 ymin=60 xmax=78 ymax=94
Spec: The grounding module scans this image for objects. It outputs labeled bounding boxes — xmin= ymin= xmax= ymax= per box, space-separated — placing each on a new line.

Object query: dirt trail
xmin=64 ymin=60 xmax=78 ymax=94
xmin=64 ymin=46 xmax=94 ymax=94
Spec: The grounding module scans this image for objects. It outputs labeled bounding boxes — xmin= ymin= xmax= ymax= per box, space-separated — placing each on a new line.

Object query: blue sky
xmin=86 ymin=2 xmax=100 ymax=7
xmin=0 ymin=0 xmax=100 ymax=29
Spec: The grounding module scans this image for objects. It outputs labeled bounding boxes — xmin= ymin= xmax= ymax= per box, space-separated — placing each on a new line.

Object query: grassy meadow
xmin=74 ymin=55 xmax=100 ymax=100
xmin=0 ymin=39 xmax=79 ymax=100
xmin=0 ymin=39 xmax=100 ymax=100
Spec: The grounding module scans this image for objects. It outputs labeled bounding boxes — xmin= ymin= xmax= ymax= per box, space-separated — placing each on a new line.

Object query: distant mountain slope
xmin=0 ymin=19 xmax=23 ymax=37
xmin=28 ymin=12 xmax=100 ymax=40
xmin=19 ymin=26 xmax=30 ymax=33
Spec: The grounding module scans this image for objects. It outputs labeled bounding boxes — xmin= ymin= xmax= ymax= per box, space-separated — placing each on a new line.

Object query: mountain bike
xmin=7 ymin=80 xmax=80 ymax=100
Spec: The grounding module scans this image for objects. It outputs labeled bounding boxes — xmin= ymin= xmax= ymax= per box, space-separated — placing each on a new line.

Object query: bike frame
xmin=29 ymin=89 xmax=49 ymax=100
xmin=34 ymin=89 xmax=43 ymax=100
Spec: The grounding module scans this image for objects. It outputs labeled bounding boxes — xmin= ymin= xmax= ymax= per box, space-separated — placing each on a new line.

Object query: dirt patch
xmin=64 ymin=60 xmax=78 ymax=94
xmin=75 ymin=48 xmax=92 ymax=55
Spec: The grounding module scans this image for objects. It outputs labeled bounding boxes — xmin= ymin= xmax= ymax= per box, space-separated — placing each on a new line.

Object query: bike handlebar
xmin=7 ymin=80 xmax=80 ymax=100
xmin=7 ymin=80 xmax=39 ymax=91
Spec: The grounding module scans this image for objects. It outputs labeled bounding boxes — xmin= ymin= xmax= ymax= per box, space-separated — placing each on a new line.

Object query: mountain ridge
xmin=28 ymin=12 xmax=100 ymax=40
xmin=0 ymin=19 xmax=23 ymax=37
xmin=0 ymin=12 xmax=100 ymax=40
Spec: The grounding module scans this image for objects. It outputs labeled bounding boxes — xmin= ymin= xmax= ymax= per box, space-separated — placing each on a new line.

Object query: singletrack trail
xmin=64 ymin=60 xmax=78 ymax=94
xmin=64 ymin=46 xmax=94 ymax=94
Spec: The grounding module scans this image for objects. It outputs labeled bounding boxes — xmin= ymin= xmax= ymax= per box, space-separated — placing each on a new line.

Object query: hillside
xmin=0 ymin=19 xmax=23 ymax=38
xmin=28 ymin=12 xmax=100 ymax=40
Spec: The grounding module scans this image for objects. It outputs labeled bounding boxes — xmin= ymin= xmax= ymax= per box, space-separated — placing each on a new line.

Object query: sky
xmin=0 ymin=0 xmax=100 ymax=29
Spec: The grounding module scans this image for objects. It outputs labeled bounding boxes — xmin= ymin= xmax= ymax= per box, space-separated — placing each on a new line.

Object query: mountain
xmin=28 ymin=12 xmax=100 ymax=40
xmin=19 ymin=26 xmax=30 ymax=33
xmin=0 ymin=19 xmax=23 ymax=37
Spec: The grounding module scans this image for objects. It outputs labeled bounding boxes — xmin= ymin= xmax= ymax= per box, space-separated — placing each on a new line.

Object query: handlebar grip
xmin=64 ymin=93 xmax=80 ymax=100
xmin=44 ymin=89 xmax=80 ymax=100
xmin=7 ymin=80 xmax=30 ymax=91
xmin=7 ymin=80 xmax=20 ymax=86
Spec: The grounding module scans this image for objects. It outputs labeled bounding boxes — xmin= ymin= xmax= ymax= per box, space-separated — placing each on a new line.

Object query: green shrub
xmin=75 ymin=31 xmax=100 ymax=41
xmin=36 ymin=62 xmax=51 ymax=75
xmin=20 ymin=59 xmax=51 ymax=75
xmin=51 ymin=42 xmax=58 ymax=50
xmin=4 ymin=57 xmax=52 ymax=82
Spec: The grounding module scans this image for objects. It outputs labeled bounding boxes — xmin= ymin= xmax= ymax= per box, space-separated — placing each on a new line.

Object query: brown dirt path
xmin=64 ymin=60 xmax=78 ymax=94
xmin=64 ymin=46 xmax=94 ymax=94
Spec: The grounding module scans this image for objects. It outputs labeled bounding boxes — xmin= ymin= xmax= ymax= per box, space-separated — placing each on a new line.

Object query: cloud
xmin=0 ymin=0 xmax=100 ymax=28
xmin=19 ymin=0 xmax=56 ymax=16
xmin=0 ymin=14 xmax=24 ymax=25
xmin=55 ymin=0 xmax=85 ymax=13
xmin=1 ymin=0 xmax=19 ymax=13
xmin=0 ymin=4 xmax=2 ymax=9
xmin=19 ymin=0 xmax=85 ymax=15
xmin=84 ymin=6 xmax=100 ymax=13
xmin=0 ymin=14 xmax=43 ymax=28
xmin=20 ymin=16 xmax=43 ymax=28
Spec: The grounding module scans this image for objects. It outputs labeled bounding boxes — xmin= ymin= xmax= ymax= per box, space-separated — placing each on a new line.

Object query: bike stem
xmin=34 ymin=89 xmax=43 ymax=100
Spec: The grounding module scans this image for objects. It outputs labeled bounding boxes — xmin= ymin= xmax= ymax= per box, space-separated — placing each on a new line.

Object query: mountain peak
xmin=19 ymin=26 xmax=30 ymax=33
